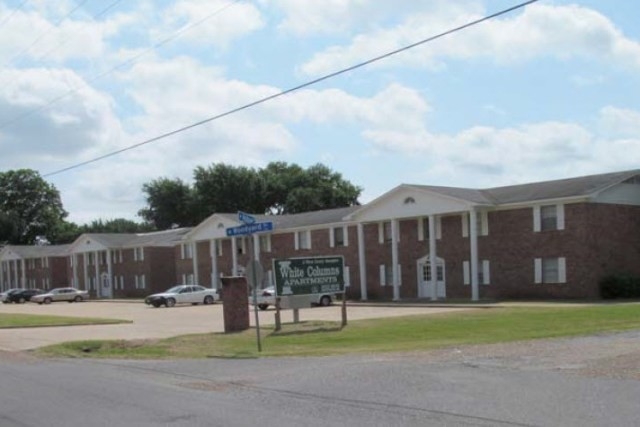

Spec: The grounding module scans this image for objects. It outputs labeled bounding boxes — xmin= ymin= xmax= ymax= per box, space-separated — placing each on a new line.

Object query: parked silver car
xmin=30 ymin=287 xmax=89 ymax=304
xmin=249 ymin=286 xmax=335 ymax=310
xmin=145 ymin=285 xmax=220 ymax=308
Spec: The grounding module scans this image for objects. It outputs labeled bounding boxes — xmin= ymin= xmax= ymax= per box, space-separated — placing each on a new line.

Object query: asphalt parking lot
xmin=0 ymin=301 xmax=472 ymax=351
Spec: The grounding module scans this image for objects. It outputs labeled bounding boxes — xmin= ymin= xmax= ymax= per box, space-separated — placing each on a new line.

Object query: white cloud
xmin=156 ymin=0 xmax=264 ymax=48
xmin=598 ymin=106 xmax=640 ymax=138
xmin=301 ymin=3 xmax=640 ymax=76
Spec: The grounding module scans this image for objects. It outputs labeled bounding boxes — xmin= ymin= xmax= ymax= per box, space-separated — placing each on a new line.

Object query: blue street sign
xmin=238 ymin=211 xmax=256 ymax=225
xmin=226 ymin=221 xmax=273 ymax=237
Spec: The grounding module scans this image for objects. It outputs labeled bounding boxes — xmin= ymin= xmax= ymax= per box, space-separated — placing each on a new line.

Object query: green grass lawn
xmin=0 ymin=313 xmax=130 ymax=329
xmin=35 ymin=303 xmax=640 ymax=359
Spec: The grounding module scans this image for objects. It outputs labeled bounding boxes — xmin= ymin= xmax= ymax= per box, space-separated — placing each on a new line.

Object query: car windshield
xmin=165 ymin=286 xmax=184 ymax=293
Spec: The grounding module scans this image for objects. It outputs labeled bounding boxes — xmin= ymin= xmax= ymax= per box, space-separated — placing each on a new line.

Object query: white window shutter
xmin=534 ymin=258 xmax=542 ymax=283
xmin=343 ymin=226 xmax=349 ymax=247
xmin=306 ymin=231 xmax=312 ymax=250
xmin=267 ymin=235 xmax=272 ymax=252
xmin=379 ymin=265 xmax=386 ymax=286
xmin=557 ymin=204 xmax=565 ymax=230
xmin=533 ymin=206 xmax=541 ymax=232
xmin=344 ymin=266 xmax=351 ymax=287
xmin=142 ymin=275 xmax=146 ymax=289
xmin=294 ymin=232 xmax=299 ymax=250
xmin=436 ymin=216 xmax=442 ymax=240
xmin=329 ymin=228 xmax=335 ymax=248
xmin=141 ymin=247 xmax=145 ymax=261
xmin=558 ymin=257 xmax=566 ymax=283
xmin=397 ymin=264 xmax=402 ymax=286
xmin=180 ymin=244 xmax=185 ymax=259
xmin=463 ymin=261 xmax=470 ymax=285
xmin=378 ymin=223 xmax=384 ymax=244
xmin=481 ymin=212 xmax=489 ymax=236
xmin=482 ymin=260 xmax=490 ymax=285
xmin=417 ymin=218 xmax=424 ymax=242
xmin=462 ymin=214 xmax=469 ymax=237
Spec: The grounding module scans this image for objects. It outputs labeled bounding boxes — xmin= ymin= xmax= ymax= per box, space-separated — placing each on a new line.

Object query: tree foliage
xmin=139 ymin=162 xmax=362 ymax=229
xmin=0 ymin=169 xmax=68 ymax=245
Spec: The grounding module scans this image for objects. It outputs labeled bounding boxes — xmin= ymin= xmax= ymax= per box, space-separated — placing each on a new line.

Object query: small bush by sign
xmin=600 ymin=274 xmax=640 ymax=299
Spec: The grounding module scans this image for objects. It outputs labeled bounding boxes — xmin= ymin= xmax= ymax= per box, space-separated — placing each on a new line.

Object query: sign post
xmin=226 ymin=212 xmax=274 ymax=353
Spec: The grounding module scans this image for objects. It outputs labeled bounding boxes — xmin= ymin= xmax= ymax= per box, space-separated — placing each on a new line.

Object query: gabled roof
xmin=405 ymin=185 xmax=494 ymax=204
xmin=0 ymin=244 xmax=70 ymax=260
xmin=216 ymin=206 xmax=360 ymax=231
xmin=123 ymin=228 xmax=192 ymax=248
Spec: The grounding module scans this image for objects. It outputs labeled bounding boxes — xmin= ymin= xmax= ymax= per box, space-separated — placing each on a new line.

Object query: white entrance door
xmin=100 ymin=273 xmax=112 ymax=299
xmin=417 ymin=256 xmax=446 ymax=299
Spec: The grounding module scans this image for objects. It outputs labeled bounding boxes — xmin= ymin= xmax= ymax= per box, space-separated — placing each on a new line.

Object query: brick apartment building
xmin=66 ymin=228 xmax=190 ymax=298
xmin=179 ymin=169 xmax=640 ymax=301
xmin=0 ymin=245 xmax=70 ymax=291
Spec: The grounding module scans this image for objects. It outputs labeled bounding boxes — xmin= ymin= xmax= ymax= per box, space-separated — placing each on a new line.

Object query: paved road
xmin=0 ymin=330 xmax=639 ymax=427
xmin=0 ymin=301 xmax=471 ymax=351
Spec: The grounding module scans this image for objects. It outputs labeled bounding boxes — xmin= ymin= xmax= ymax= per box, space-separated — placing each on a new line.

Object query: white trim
xmin=534 ymin=258 xmax=542 ymax=284
xmin=533 ymin=206 xmax=541 ymax=232
xmin=379 ymin=265 xmax=386 ymax=286
xmin=462 ymin=213 xmax=469 ymax=237
xmin=482 ymin=260 xmax=490 ymax=285
xmin=329 ymin=227 xmax=335 ymax=248
xmin=343 ymin=226 xmax=349 ymax=247
xmin=294 ymin=232 xmax=300 ymax=250
xmin=436 ymin=216 xmax=442 ymax=240
xmin=480 ymin=212 xmax=489 ymax=236
xmin=417 ymin=218 xmax=425 ymax=242
xmin=558 ymin=257 xmax=567 ymax=283
xmin=463 ymin=261 xmax=470 ymax=285
xmin=557 ymin=204 xmax=565 ymax=230
xmin=378 ymin=222 xmax=384 ymax=244
xmin=344 ymin=266 xmax=351 ymax=288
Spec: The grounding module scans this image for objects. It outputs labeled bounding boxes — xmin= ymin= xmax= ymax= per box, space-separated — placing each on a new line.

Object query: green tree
xmin=138 ymin=178 xmax=194 ymax=229
xmin=0 ymin=169 xmax=68 ymax=245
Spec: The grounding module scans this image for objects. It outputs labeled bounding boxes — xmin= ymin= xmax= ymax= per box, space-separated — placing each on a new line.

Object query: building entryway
xmin=100 ymin=273 xmax=112 ymax=299
xmin=417 ymin=255 xmax=446 ymax=299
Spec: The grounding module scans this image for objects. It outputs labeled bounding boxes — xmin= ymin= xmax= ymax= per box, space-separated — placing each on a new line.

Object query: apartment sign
xmin=273 ymin=256 xmax=345 ymax=296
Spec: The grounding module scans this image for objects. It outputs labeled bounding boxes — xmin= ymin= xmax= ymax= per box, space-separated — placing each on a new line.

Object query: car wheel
xmin=74 ymin=295 xmax=83 ymax=302
xmin=203 ymin=295 xmax=214 ymax=305
xmin=151 ymin=301 xmax=161 ymax=308
xmin=43 ymin=297 xmax=52 ymax=305
xmin=319 ymin=296 xmax=332 ymax=307
xmin=258 ymin=304 xmax=269 ymax=311
xmin=18 ymin=297 xmax=25 ymax=304
xmin=165 ymin=298 xmax=176 ymax=308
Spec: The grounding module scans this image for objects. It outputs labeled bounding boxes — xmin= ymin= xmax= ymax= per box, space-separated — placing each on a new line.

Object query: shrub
xmin=600 ymin=274 xmax=640 ymax=299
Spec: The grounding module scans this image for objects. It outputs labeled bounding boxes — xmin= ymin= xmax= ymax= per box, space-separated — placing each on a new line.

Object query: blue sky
xmin=0 ymin=0 xmax=639 ymax=224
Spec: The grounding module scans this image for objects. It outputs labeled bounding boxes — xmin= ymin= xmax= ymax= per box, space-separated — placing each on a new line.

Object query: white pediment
xmin=593 ymin=182 xmax=640 ymax=206
xmin=69 ymin=236 xmax=109 ymax=254
xmin=0 ymin=249 xmax=22 ymax=261
xmin=185 ymin=215 xmax=241 ymax=242
xmin=348 ymin=186 xmax=478 ymax=223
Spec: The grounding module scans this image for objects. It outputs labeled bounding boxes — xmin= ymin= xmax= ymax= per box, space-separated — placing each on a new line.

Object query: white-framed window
xmin=237 ymin=238 xmax=247 ymax=255
xmin=330 ymin=226 xmax=348 ymax=248
xmin=378 ymin=221 xmax=394 ymax=244
xmin=118 ymin=250 xmax=123 ymax=263
xmin=462 ymin=212 xmax=489 ymax=237
xmin=379 ymin=264 xmax=402 ymax=286
xmin=417 ymin=217 xmax=442 ymax=241
xmin=259 ymin=235 xmax=272 ymax=253
xmin=533 ymin=204 xmax=565 ymax=232
xmin=119 ymin=276 xmax=124 ymax=290
xmin=534 ymin=257 xmax=566 ymax=284
xmin=135 ymin=274 xmax=147 ymax=289
xmin=463 ymin=260 xmax=491 ymax=285
xmin=181 ymin=243 xmax=193 ymax=259
xmin=295 ymin=230 xmax=312 ymax=250
xmin=134 ymin=247 xmax=145 ymax=262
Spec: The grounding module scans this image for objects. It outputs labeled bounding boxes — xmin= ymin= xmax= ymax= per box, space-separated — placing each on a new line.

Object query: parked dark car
xmin=1 ymin=288 xmax=25 ymax=303
xmin=7 ymin=289 xmax=44 ymax=304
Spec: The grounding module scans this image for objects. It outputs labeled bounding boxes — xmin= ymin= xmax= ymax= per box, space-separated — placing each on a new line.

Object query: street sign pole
xmin=249 ymin=236 xmax=262 ymax=353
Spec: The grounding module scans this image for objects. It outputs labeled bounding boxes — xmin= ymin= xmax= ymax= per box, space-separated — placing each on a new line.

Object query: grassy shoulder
xmin=0 ymin=313 xmax=131 ymax=329
xmin=34 ymin=303 xmax=640 ymax=359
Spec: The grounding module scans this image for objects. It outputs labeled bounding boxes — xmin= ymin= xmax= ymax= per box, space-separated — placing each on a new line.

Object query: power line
xmin=0 ymin=0 xmax=242 ymax=132
xmin=0 ymin=0 xmax=29 ymax=31
xmin=43 ymin=0 xmax=539 ymax=178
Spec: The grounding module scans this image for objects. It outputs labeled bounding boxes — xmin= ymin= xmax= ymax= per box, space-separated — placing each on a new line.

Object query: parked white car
xmin=249 ymin=286 xmax=335 ymax=310
xmin=1 ymin=288 xmax=24 ymax=303
xmin=145 ymin=285 xmax=220 ymax=308
xmin=30 ymin=287 xmax=89 ymax=304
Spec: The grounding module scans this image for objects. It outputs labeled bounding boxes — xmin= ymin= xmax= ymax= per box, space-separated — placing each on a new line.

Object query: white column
xmin=13 ymin=260 xmax=18 ymax=287
xmin=83 ymin=253 xmax=89 ymax=292
xmin=106 ymin=249 xmax=113 ymax=298
xmin=231 ymin=238 xmax=238 ymax=276
xmin=192 ymin=242 xmax=199 ymax=285
xmin=429 ymin=215 xmax=438 ymax=301
xmin=253 ymin=234 xmax=260 ymax=260
xmin=0 ymin=261 xmax=4 ymax=290
xmin=469 ymin=209 xmax=479 ymax=301
xmin=72 ymin=254 xmax=79 ymax=289
xmin=210 ymin=239 xmax=218 ymax=288
xmin=391 ymin=219 xmax=400 ymax=301
xmin=357 ymin=223 xmax=368 ymax=301
xmin=94 ymin=251 xmax=100 ymax=297
xmin=20 ymin=259 xmax=26 ymax=288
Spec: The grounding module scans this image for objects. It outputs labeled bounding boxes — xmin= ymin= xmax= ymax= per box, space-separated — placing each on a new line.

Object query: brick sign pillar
xmin=220 ymin=276 xmax=250 ymax=333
